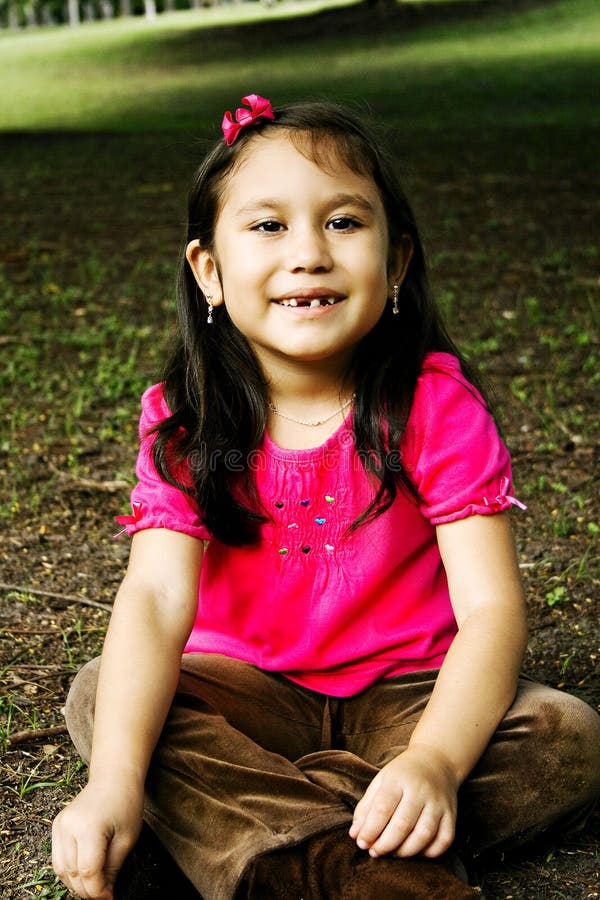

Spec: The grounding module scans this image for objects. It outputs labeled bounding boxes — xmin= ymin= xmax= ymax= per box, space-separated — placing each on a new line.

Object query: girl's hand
xmin=52 ymin=777 xmax=144 ymax=899
xmin=348 ymin=744 xmax=458 ymax=859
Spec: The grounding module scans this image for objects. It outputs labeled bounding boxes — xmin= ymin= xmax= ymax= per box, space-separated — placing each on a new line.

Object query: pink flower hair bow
xmin=221 ymin=94 xmax=275 ymax=146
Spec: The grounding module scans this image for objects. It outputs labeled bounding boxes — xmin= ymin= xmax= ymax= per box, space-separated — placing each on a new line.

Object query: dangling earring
xmin=392 ymin=283 xmax=400 ymax=315
xmin=206 ymin=294 xmax=214 ymax=324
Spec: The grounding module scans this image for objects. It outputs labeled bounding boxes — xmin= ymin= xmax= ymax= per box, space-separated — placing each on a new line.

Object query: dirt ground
xmin=1 ymin=107 xmax=599 ymax=900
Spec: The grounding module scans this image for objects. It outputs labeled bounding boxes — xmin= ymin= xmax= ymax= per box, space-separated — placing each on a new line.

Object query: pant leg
xmin=65 ymin=654 xmax=352 ymax=900
xmin=321 ymin=670 xmax=600 ymax=858
xmin=65 ymin=658 xmax=600 ymax=894
xmin=455 ymin=678 xmax=600 ymax=856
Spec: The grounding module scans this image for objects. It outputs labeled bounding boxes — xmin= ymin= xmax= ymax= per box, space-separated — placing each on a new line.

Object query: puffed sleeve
xmin=401 ymin=352 xmax=526 ymax=526
xmin=115 ymin=383 xmax=211 ymax=541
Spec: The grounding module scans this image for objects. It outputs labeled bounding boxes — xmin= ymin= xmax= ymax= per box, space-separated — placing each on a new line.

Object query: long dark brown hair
xmin=152 ymin=100 xmax=476 ymax=546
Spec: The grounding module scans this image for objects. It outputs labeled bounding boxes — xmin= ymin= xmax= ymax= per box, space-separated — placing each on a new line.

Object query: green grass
xmin=22 ymin=869 xmax=70 ymax=900
xmin=0 ymin=0 xmax=598 ymax=136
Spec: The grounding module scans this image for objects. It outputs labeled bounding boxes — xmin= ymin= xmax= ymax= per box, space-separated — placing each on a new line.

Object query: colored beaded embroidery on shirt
xmin=273 ymin=494 xmax=341 ymax=557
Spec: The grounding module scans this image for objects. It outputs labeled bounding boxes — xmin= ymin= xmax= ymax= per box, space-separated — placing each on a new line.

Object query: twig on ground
xmin=46 ymin=462 xmax=129 ymax=493
xmin=6 ymin=664 xmax=74 ymax=671
xmin=0 ymin=583 xmax=112 ymax=613
xmin=7 ymin=724 xmax=68 ymax=747
xmin=1 ymin=627 xmax=62 ymax=634
xmin=56 ymin=477 xmax=130 ymax=493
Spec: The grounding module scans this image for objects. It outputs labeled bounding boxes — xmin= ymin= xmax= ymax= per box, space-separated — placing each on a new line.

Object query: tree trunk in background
xmin=144 ymin=0 xmax=157 ymax=19
xmin=8 ymin=3 xmax=20 ymax=27
xmin=23 ymin=3 xmax=36 ymax=25
xmin=67 ymin=0 xmax=80 ymax=26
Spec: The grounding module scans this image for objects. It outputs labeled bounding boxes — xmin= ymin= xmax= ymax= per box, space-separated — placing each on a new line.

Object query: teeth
xmin=278 ymin=296 xmax=339 ymax=307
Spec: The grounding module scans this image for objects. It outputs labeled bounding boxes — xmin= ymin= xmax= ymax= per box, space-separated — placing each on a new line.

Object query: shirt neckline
xmin=263 ymin=409 xmax=354 ymax=460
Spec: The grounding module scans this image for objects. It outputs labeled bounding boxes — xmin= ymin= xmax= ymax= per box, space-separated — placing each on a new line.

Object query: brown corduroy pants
xmin=65 ymin=654 xmax=600 ymax=900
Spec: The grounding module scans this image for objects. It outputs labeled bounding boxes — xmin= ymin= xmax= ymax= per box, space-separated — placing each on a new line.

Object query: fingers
xmin=348 ymin=771 xmax=384 ymax=844
xmin=52 ymin=819 xmax=114 ymax=899
xmin=349 ymin=766 xmax=456 ymax=859
xmin=371 ymin=801 xmax=437 ymax=857
xmin=354 ymin=798 xmax=454 ymax=858
xmin=53 ymin=855 xmax=114 ymax=899
xmin=51 ymin=780 xmax=144 ymax=898
xmin=103 ymin=827 xmax=142 ymax=890
xmin=350 ymin=772 xmax=404 ymax=851
xmin=77 ymin=835 xmax=115 ymax=899
xmin=51 ymin=833 xmax=79 ymax=898
xmin=419 ymin=812 xmax=455 ymax=858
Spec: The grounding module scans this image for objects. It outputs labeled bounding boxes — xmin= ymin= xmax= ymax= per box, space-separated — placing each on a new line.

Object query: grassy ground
xmin=1 ymin=0 xmax=599 ymax=897
xmin=0 ymin=0 xmax=598 ymax=137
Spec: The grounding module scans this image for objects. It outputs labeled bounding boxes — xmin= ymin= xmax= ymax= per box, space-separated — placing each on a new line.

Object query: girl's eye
xmin=253 ymin=220 xmax=284 ymax=233
xmin=327 ymin=216 xmax=361 ymax=231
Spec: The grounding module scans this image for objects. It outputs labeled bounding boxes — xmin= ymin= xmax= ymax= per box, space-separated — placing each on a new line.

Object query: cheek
xmin=366 ymin=230 xmax=391 ymax=282
xmin=218 ymin=240 xmax=265 ymax=288
xmin=370 ymin=271 xmax=391 ymax=321
xmin=371 ymin=259 xmax=391 ymax=300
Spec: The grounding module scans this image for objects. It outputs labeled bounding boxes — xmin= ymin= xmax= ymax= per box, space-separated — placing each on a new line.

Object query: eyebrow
xmin=233 ymin=192 xmax=378 ymax=218
xmin=327 ymin=192 xmax=378 ymax=214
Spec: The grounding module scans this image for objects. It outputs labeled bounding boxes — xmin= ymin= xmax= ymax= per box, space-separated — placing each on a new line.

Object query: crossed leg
xmin=65 ymin=657 xmax=600 ymax=899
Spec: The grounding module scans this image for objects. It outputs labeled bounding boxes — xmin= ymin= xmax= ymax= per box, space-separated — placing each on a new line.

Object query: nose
xmin=287 ymin=225 xmax=333 ymax=273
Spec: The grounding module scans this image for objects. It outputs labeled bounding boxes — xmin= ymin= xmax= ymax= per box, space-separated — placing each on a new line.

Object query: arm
xmin=52 ymin=528 xmax=203 ymax=900
xmin=350 ymin=513 xmax=527 ymax=858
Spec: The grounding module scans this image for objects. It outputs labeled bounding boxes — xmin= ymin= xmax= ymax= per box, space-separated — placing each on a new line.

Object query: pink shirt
xmin=122 ymin=352 xmax=522 ymax=697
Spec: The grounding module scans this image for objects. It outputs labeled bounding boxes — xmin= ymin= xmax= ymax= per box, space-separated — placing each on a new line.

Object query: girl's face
xmin=187 ymin=133 xmax=409 ymax=379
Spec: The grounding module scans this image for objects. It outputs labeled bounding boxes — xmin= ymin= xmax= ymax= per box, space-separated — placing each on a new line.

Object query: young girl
xmin=52 ymin=95 xmax=600 ymax=900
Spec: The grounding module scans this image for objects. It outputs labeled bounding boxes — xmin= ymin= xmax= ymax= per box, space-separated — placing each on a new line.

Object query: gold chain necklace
xmin=267 ymin=394 xmax=355 ymax=427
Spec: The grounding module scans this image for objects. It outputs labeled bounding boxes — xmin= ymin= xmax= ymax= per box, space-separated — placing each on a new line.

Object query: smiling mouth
xmin=274 ymin=297 xmax=342 ymax=308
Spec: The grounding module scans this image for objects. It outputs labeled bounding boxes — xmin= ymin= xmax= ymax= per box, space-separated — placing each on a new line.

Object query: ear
xmin=185 ymin=239 xmax=224 ymax=307
xmin=388 ymin=235 xmax=414 ymax=294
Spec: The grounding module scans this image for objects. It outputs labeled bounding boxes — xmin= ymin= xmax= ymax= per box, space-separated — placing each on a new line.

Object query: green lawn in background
xmin=0 ymin=0 xmax=598 ymax=143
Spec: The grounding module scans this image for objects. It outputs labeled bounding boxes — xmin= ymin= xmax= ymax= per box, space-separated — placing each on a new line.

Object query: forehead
xmin=217 ymin=132 xmax=382 ymax=212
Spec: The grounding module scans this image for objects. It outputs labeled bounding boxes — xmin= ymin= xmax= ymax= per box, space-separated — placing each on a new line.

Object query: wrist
xmin=404 ymin=740 xmax=464 ymax=788
xmin=87 ymin=761 xmax=147 ymax=792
